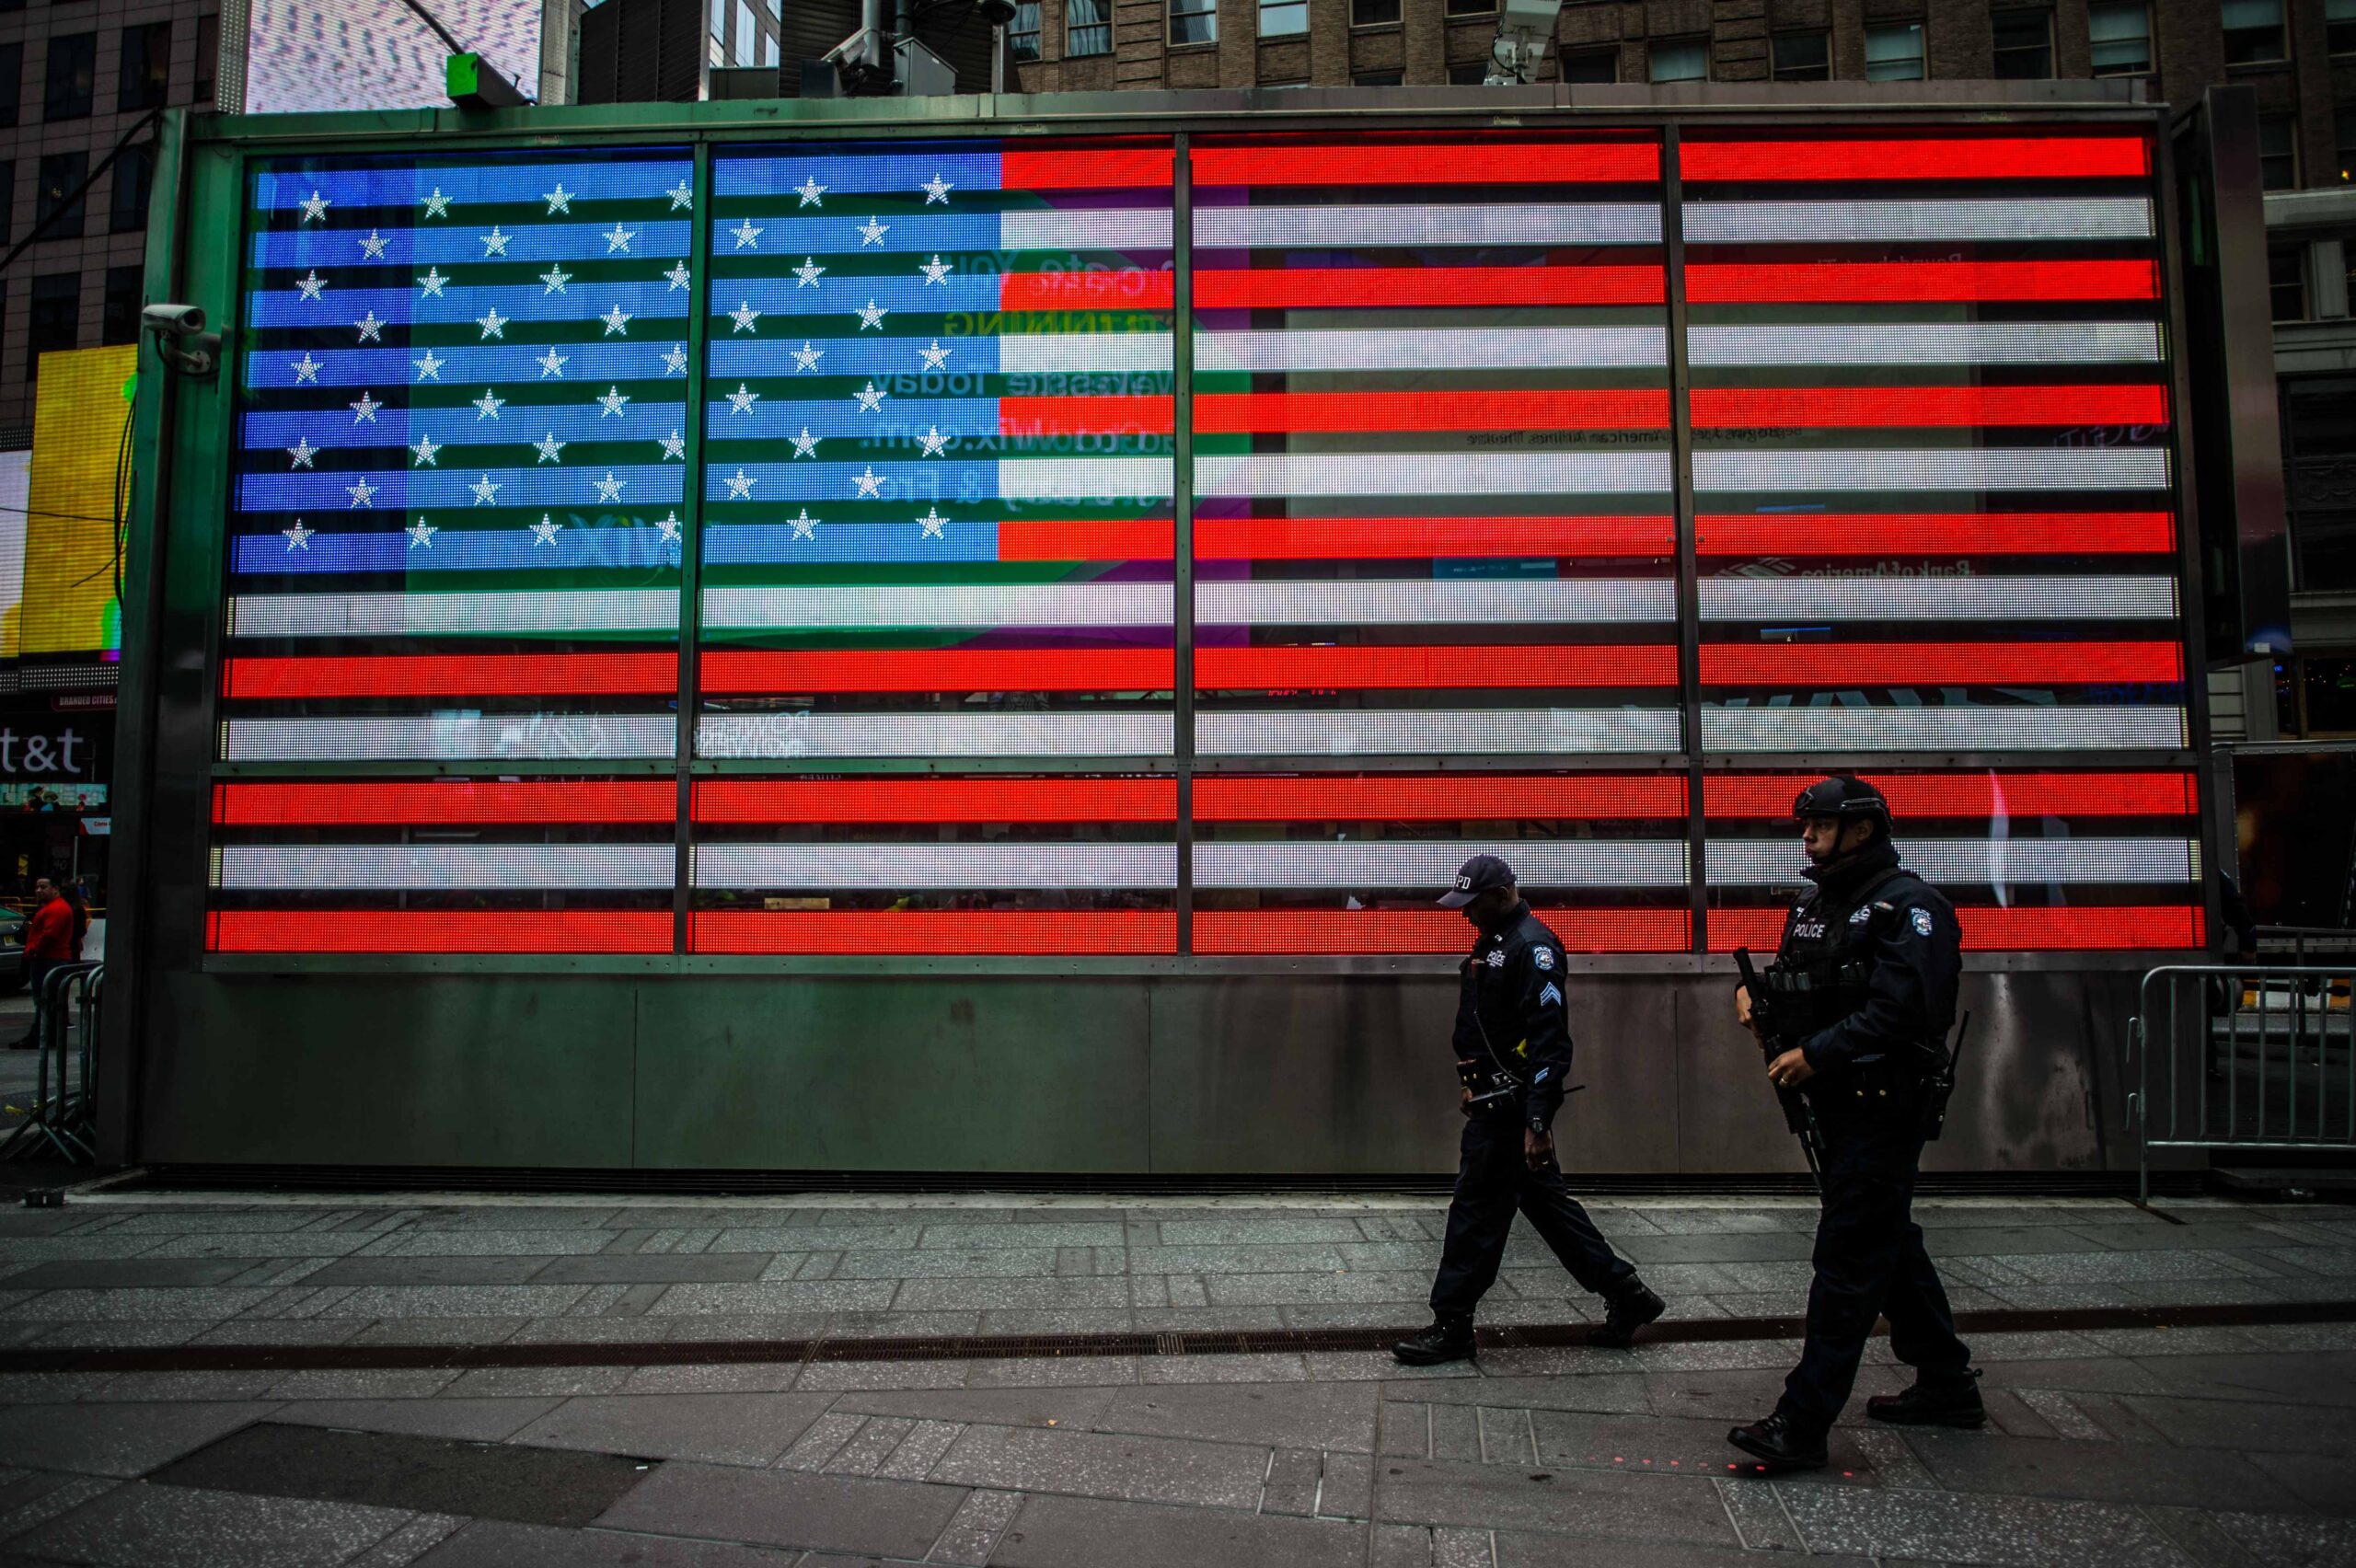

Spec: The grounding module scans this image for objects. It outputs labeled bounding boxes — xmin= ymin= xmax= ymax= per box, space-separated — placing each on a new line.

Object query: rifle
xmin=1921 ymin=1010 xmax=1969 ymax=1142
xmin=1734 ymin=947 xmax=1825 ymax=1194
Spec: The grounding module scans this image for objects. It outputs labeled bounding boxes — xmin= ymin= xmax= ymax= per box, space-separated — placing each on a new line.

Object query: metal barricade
xmin=0 ymin=961 xmax=102 ymax=1163
xmin=2127 ymin=963 xmax=2356 ymax=1203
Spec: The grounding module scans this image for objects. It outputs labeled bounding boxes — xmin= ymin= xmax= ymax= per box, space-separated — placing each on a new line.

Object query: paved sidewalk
xmin=0 ymin=1190 xmax=2347 ymax=1566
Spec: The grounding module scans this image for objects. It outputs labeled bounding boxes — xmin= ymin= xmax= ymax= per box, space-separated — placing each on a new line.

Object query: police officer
xmin=1727 ymin=778 xmax=1984 ymax=1471
xmin=1394 ymin=854 xmax=1666 ymax=1365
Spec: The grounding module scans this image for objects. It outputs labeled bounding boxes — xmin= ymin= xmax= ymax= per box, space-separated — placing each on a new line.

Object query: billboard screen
xmin=239 ymin=0 xmax=546 ymax=114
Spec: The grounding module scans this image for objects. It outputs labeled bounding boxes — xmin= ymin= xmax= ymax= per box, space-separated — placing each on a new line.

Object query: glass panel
xmin=1445 ymin=0 xmax=1495 ymax=14
xmin=2331 ymin=0 xmax=2356 ymax=55
xmin=1992 ymin=8 xmax=2053 ymax=78
xmin=2281 ymin=375 xmax=2356 ymax=590
xmin=1261 ymin=0 xmax=1309 ymax=36
xmin=1562 ymin=50 xmax=1618 ymax=83
xmin=2259 ymin=115 xmax=2296 ymax=190
xmin=1864 ymin=21 xmax=1924 ymax=80
xmin=1650 ymin=40 xmax=1707 ymax=81
xmin=1771 ymin=31 xmax=1829 ymax=80
xmin=1068 ymin=0 xmax=1112 ymax=56
xmin=2087 ymin=1 xmax=2150 ymax=74
xmin=1011 ymin=1 xmax=1042 ymax=59
xmin=2222 ymin=0 xmax=2286 ymax=63
xmin=1353 ymin=0 xmax=1400 ymax=23
xmin=1172 ymin=0 xmax=1217 ymax=45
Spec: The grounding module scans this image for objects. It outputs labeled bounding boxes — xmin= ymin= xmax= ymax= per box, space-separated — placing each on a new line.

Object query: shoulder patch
xmin=1537 ymin=982 xmax=1564 ymax=1009
xmin=1911 ymin=907 xmax=1935 ymax=937
xmin=1532 ymin=947 xmax=1554 ymax=971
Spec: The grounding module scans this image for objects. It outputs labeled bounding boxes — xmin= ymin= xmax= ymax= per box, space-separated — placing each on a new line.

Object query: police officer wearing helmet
xmin=1394 ymin=854 xmax=1666 ymax=1365
xmin=1727 ymin=777 xmax=1984 ymax=1470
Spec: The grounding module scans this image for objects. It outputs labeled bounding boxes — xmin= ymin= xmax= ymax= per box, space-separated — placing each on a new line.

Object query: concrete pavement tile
xmin=594 ymin=1460 xmax=968 ymax=1558
xmin=183 ymin=1319 xmax=364 ymax=1348
xmin=517 ymin=1315 xmax=727 ymax=1344
xmin=0 ymin=1373 xmax=116 ymax=1402
xmin=2012 ymin=1389 xmax=2108 ymax=1439
xmin=341 ymin=1510 xmax=467 ymax=1568
xmin=618 ymin=1364 xmax=800 ymax=1395
xmin=2237 ymin=1323 xmax=2356 ymax=1353
xmin=712 ymin=1226 xmax=922 ymax=1252
xmin=1480 ymin=1406 xmax=1536 ymax=1467
xmin=295 ymin=1256 xmax=555 ymax=1286
xmin=1924 ymin=1228 xmax=2114 ymax=1258
xmin=1615 ymin=1231 xmax=1819 ymax=1265
xmin=2246 ymin=1451 xmax=2356 ymax=1516
xmin=101 ymin=1212 xmax=350 ymax=1234
xmin=0 ymin=1473 xmax=118 ymax=1541
xmin=512 ymin=1391 xmax=837 ymax=1468
xmin=398 ymin=1208 xmax=621 ymax=1231
xmin=1493 ymin=1526 xmax=1877 ymax=1566
xmin=2062 ymin=1391 xmax=2171 ymax=1443
xmin=2118 ymin=1393 xmax=2356 ymax=1454
xmin=1432 ymin=1526 xmax=1492 ymax=1567
xmin=1407 ymin=1374 xmax=1651 ymax=1414
xmin=660 ymin=1312 xmax=834 ymax=1343
xmin=987 ymin=1491 xmax=1365 ymax=1568
xmin=2119 ymin=1351 xmax=2356 ymax=1407
xmin=1966 ymin=1332 xmax=2112 ymax=1361
xmin=0 ymin=1259 xmax=260 ymax=1289
xmin=1776 ymin=1482 xmax=2200 ymax=1567
xmin=1205 ymin=1272 xmax=1433 ymax=1308
xmin=644 ymin=1281 xmax=897 ymax=1315
xmin=825 ymin=1415 xmax=915 ymax=1475
xmin=1631 ymin=1209 xmax=1816 ymax=1236
xmin=1634 ymin=1339 xmax=1807 ymax=1373
xmin=97 ymin=1372 xmax=282 ymax=1402
xmin=1369 ymin=1522 xmax=1432 ymax=1568
xmin=2139 ymin=1506 xmax=2266 ymax=1568
xmin=929 ymin=1421 xmax=1270 ymax=1508
xmin=296 ymin=1286 xmax=596 ymax=1319
xmin=1262 ymin=1447 xmax=1321 ymax=1515
xmin=826 ymin=1309 xmax=983 ymax=1337
xmin=877 ymin=1418 xmax=963 ymax=1481
xmin=974 ymin=1309 xmax=1138 ymax=1335
xmin=0 ymin=1286 xmax=278 ymax=1321
xmin=1381 ymin=1403 xmax=1430 ymax=1458
xmin=1642 ymin=1364 xmax=1906 ymax=1424
xmin=0 ymin=1401 xmax=279 ymax=1478
xmin=796 ymin=1361 xmax=969 ymax=1392
xmin=833 ymin=1248 xmax=1063 ymax=1279
xmin=1097 ymin=1381 xmax=1380 ymax=1452
xmin=775 ymin=1412 xmax=867 ymax=1470
xmin=1131 ymin=1244 xmax=1354 ymax=1274
xmin=440 ymin=1366 xmax=631 ymax=1398
xmin=1281 ymin=1304 xmax=1436 ymax=1330
xmin=1530 ymin=1408 xmax=1882 ymax=1480
xmin=269 ymin=1396 xmax=564 ymax=1442
xmin=1716 ymin=1474 xmax=1801 ymax=1550
xmin=1978 ymin=1358 xmax=2165 ymax=1397
xmin=1983 ymin=1389 xmax=2062 ymax=1439
xmin=346 ymin=1316 xmax=529 ymax=1347
xmin=1319 ymin=1449 xmax=1374 ymax=1518
xmin=1375 ymin=1458 xmax=1742 ymax=1549
xmin=11 ymin=1481 xmax=412 ymax=1568
xmin=1431 ymin=1404 xmax=1482 ymax=1460
xmin=964 ymin=1356 xmax=1139 ymax=1388
xmin=531 ymin=1253 xmax=771 ymax=1285
xmin=1307 ymin=1352 xmax=1478 ymax=1382
xmin=1904 ymin=1428 xmax=2302 ymax=1510
xmin=890 ymin=1278 xmax=1128 ymax=1312
xmin=1992 ymin=1250 xmax=2272 ymax=1285
xmin=926 ymin=1486 xmax=1023 ymax=1564
xmin=1847 ymin=1427 xmax=1935 ymax=1488
xmin=923 ymin=1223 xmax=1125 ymax=1250
xmin=1140 ymin=1354 xmax=1309 ymax=1384
xmin=1157 ymin=1218 xmax=1372 ymax=1245
xmin=352 ymin=1230 xmax=617 ymax=1258
xmin=2084 ymin=1326 xmax=2265 ymax=1357
xmin=263 ymin=1369 xmax=460 ymax=1401
xmin=1137 ymin=1307 xmax=1288 ymax=1332
xmin=829 ymin=1386 xmax=1120 ymax=1431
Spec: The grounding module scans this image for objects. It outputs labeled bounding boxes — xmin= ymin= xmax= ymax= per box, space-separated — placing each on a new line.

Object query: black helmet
xmin=1792 ymin=775 xmax=1890 ymax=834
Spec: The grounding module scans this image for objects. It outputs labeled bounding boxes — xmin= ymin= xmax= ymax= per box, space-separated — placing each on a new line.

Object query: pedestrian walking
xmin=14 ymin=878 xmax=72 ymax=1051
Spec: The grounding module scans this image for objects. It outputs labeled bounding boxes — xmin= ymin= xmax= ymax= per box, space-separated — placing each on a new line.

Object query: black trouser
xmin=1778 ymin=1080 xmax=1972 ymax=1433
xmin=1430 ymin=1108 xmax=1635 ymax=1322
xmin=15 ymin=958 xmax=55 ymax=1048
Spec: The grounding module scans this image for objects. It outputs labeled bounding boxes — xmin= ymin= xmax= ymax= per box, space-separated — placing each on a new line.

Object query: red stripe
xmin=1709 ymin=905 xmax=2201 ymax=952
xmin=1196 ymin=516 xmax=1675 ymax=559
xmin=222 ymin=653 xmax=678 ymax=699
xmin=1191 ymin=141 xmax=1660 ymax=187
xmin=998 ymin=397 xmax=1175 ymax=437
xmin=701 ymin=648 xmax=1173 ymax=695
xmin=999 ymin=146 xmax=1176 ymax=190
xmin=1691 ymin=386 xmax=2169 ymax=430
xmin=213 ymin=780 xmax=676 ymax=826
xmin=1001 ymin=271 xmax=1176 ymax=310
xmin=1195 ymin=908 xmax=1691 ymax=954
xmin=692 ymin=910 xmax=1177 ymax=954
xmin=1195 ymin=390 xmax=1671 ymax=434
xmin=1686 ymin=260 xmax=2159 ymax=304
xmin=695 ymin=777 xmax=1176 ymax=824
xmin=207 ymin=909 xmax=672 ymax=953
xmin=1702 ymin=771 xmax=2199 ymax=818
xmin=1197 ymin=644 xmax=1678 ymax=690
xmin=1195 ymin=267 xmax=1665 ymax=310
xmin=999 ymin=520 xmax=1175 ymax=561
xmin=1700 ymin=641 xmax=2184 ymax=686
xmin=1680 ymin=136 xmax=2152 ymax=182
xmin=1194 ymin=774 xmax=1686 ymax=820
xmin=1696 ymin=513 xmax=2175 ymax=557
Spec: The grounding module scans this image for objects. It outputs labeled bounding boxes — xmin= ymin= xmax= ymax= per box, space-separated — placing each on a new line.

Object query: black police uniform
xmin=1761 ymin=837 xmax=1974 ymax=1435
xmin=1428 ymin=900 xmax=1638 ymax=1324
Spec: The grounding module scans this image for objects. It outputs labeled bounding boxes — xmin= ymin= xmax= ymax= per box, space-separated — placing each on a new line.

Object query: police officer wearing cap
xmin=1727 ymin=777 xmax=1984 ymax=1471
xmin=1394 ymin=854 xmax=1666 ymax=1365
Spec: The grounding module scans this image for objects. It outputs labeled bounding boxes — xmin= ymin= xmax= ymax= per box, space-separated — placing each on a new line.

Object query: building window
xmin=100 ymin=265 xmax=140 ymax=347
xmin=1648 ymin=38 xmax=1707 ymax=82
xmin=1352 ymin=68 xmax=1403 ymax=84
xmin=2259 ymin=113 xmax=2297 ymax=190
xmin=1261 ymin=0 xmax=1308 ymax=37
xmin=2087 ymin=1 xmax=2150 ymax=73
xmin=1010 ymin=1 xmax=1040 ymax=59
xmin=2270 ymin=243 xmax=2307 ymax=320
xmin=761 ymin=33 xmax=778 ymax=66
xmin=1561 ymin=49 xmax=1617 ymax=83
xmin=2222 ymin=0 xmax=2286 ymax=64
xmin=1771 ymin=30 xmax=1829 ymax=79
xmin=2339 ymin=109 xmax=2355 ymax=182
xmin=2281 ymin=376 xmax=2356 ymax=592
xmin=1068 ymin=0 xmax=1111 ymax=54
xmin=0 ymin=163 xmax=12 ymax=247
xmin=35 ymin=152 xmax=87 ymax=238
xmin=193 ymin=12 xmax=216 ymax=105
xmin=1352 ymin=0 xmax=1399 ymax=23
xmin=118 ymin=21 xmax=170 ymax=111
xmin=1992 ymin=8 xmax=2053 ymax=76
xmin=110 ymin=141 xmax=152 ymax=233
xmin=1443 ymin=0 xmax=1493 ymax=14
xmin=44 ymin=33 xmax=97 ymax=121
xmin=1864 ymin=20 xmax=1924 ymax=79
xmin=1448 ymin=59 xmax=1489 ymax=83
xmin=1171 ymin=0 xmax=1216 ymax=46
xmin=2330 ymin=0 xmax=2356 ymax=56
xmin=28 ymin=273 xmax=76 ymax=378
xmin=0 ymin=43 xmax=20 ymax=128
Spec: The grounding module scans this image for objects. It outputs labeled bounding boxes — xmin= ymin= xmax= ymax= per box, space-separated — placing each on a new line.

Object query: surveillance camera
xmin=142 ymin=303 xmax=206 ymax=338
xmin=976 ymin=0 xmax=1019 ymax=23
xmin=143 ymin=303 xmax=222 ymax=378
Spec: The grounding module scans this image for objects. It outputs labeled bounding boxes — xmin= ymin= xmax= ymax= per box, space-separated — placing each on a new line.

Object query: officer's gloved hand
xmin=1461 ymin=1087 xmax=1475 ymax=1117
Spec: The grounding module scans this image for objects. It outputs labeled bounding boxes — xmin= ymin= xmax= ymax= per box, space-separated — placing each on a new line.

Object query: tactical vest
xmin=1763 ymin=866 xmax=1910 ymax=1042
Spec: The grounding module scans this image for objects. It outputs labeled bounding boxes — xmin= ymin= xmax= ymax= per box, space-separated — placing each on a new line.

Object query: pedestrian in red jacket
xmin=15 ymin=879 xmax=71 ymax=1051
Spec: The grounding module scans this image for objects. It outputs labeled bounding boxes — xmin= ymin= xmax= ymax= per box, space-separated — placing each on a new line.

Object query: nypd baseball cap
xmin=1438 ymin=853 xmax=1516 ymax=909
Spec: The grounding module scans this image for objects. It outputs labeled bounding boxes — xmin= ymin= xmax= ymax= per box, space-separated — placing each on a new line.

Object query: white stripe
xmin=1198 ymin=578 xmax=1677 ymax=624
xmin=700 ymin=582 xmax=1172 ymax=630
xmin=220 ymin=716 xmax=678 ymax=762
xmin=214 ymin=845 xmax=676 ymax=891
xmin=1196 ymin=327 xmax=1668 ymax=373
xmin=996 ymin=332 xmax=1174 ymax=374
xmin=999 ymin=208 xmax=1175 ymax=250
xmin=1194 ymin=840 xmax=1688 ymax=888
xmin=696 ymin=712 xmax=1172 ymax=758
xmin=1698 ymin=576 xmax=2177 ymax=621
xmin=1682 ymin=198 xmax=2153 ymax=244
xmin=997 ymin=457 xmax=1173 ymax=502
xmin=1699 ymin=706 xmax=2188 ymax=751
xmin=694 ymin=843 xmax=1176 ymax=890
xmin=1706 ymin=837 xmax=2195 ymax=886
xmin=1195 ymin=708 xmax=1682 ymax=755
xmin=227 ymin=590 xmax=681 ymax=638
xmin=1688 ymin=322 xmax=2163 ymax=367
xmin=1195 ymin=203 xmax=1662 ymax=248
xmin=1195 ymin=453 xmax=1673 ymax=499
xmin=1692 ymin=449 xmax=2171 ymax=492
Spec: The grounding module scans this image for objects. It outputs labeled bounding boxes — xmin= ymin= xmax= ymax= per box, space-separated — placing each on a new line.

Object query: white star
xmin=283 ymin=522 xmax=315 ymax=549
xmin=918 ymin=340 xmax=952 ymax=371
xmin=536 ymin=347 xmax=569 ymax=378
xmin=477 ymin=307 xmax=508 ymax=340
xmin=540 ymin=264 xmax=572 ymax=294
xmin=918 ymin=424 xmax=953 ymax=457
xmin=659 ymin=429 xmax=687 ymax=460
xmin=480 ymin=226 xmax=511 ymax=257
xmin=406 ymin=518 xmax=437 ymax=548
xmin=855 ymin=381 xmax=887 ymax=413
xmin=603 ymin=224 xmax=635 ymax=253
xmin=666 ymin=180 xmax=694 ymax=211
xmin=664 ymin=260 xmax=691 ymax=291
xmin=793 ymin=258 xmax=826 ymax=288
xmin=473 ymin=389 xmax=505 ymax=420
xmin=918 ymin=254 xmax=952 ymax=285
xmin=530 ymin=513 xmax=563 ymax=544
xmin=543 ymin=182 xmax=573 ymax=214
xmin=360 ymin=228 xmax=388 ymax=259
xmin=794 ymin=175 xmax=826 ymax=207
xmin=417 ymin=266 xmax=448 ymax=297
xmin=534 ymin=432 xmax=567 ymax=463
xmin=857 ymin=216 xmax=888 ymax=247
xmin=295 ymin=271 xmax=328 ymax=301
xmin=725 ymin=383 xmax=760 ymax=415
xmin=729 ymin=301 xmax=762 ymax=333
xmin=353 ymin=309 xmax=386 ymax=342
xmin=792 ymin=341 xmax=824 ymax=373
xmin=921 ymin=173 xmax=953 ymax=205
xmin=410 ymin=434 xmax=441 ymax=466
xmin=917 ymin=505 xmax=948 ymax=538
xmin=725 ymin=468 xmax=756 ymax=500
xmin=600 ymin=305 xmax=633 ymax=337
xmin=660 ymin=344 xmax=688 ymax=376
xmin=852 ymin=466 xmax=884 ymax=499
xmin=596 ymin=386 xmax=630 ymax=418
xmin=655 ymin=511 xmax=683 ymax=543
xmin=469 ymin=474 xmax=502 ymax=505
xmin=413 ymin=348 xmax=445 ymax=382
xmin=292 ymin=352 xmax=322 ymax=384
xmin=857 ymin=299 xmax=888 ymax=330
xmin=788 ymin=507 xmax=817 ymax=540
xmin=594 ymin=472 xmax=626 ymax=503
xmin=422 ymin=187 xmax=453 ymax=217
xmin=791 ymin=428 xmax=820 ymax=459
xmin=731 ymin=218 xmax=763 ymax=249
xmin=350 ymin=391 xmax=383 ymax=423
xmin=286 ymin=438 xmax=318 ymax=468
xmin=298 ymin=190 xmax=330 ymax=223
xmin=346 ymin=478 xmax=377 ymax=508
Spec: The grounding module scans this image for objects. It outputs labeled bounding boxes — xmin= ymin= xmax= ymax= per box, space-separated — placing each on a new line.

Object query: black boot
xmin=1727 ymin=1412 xmax=1828 ymax=1473
xmin=1867 ymin=1371 xmax=1986 ymax=1428
xmin=1588 ymin=1277 xmax=1665 ymax=1350
xmin=1392 ymin=1319 xmax=1476 ymax=1366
